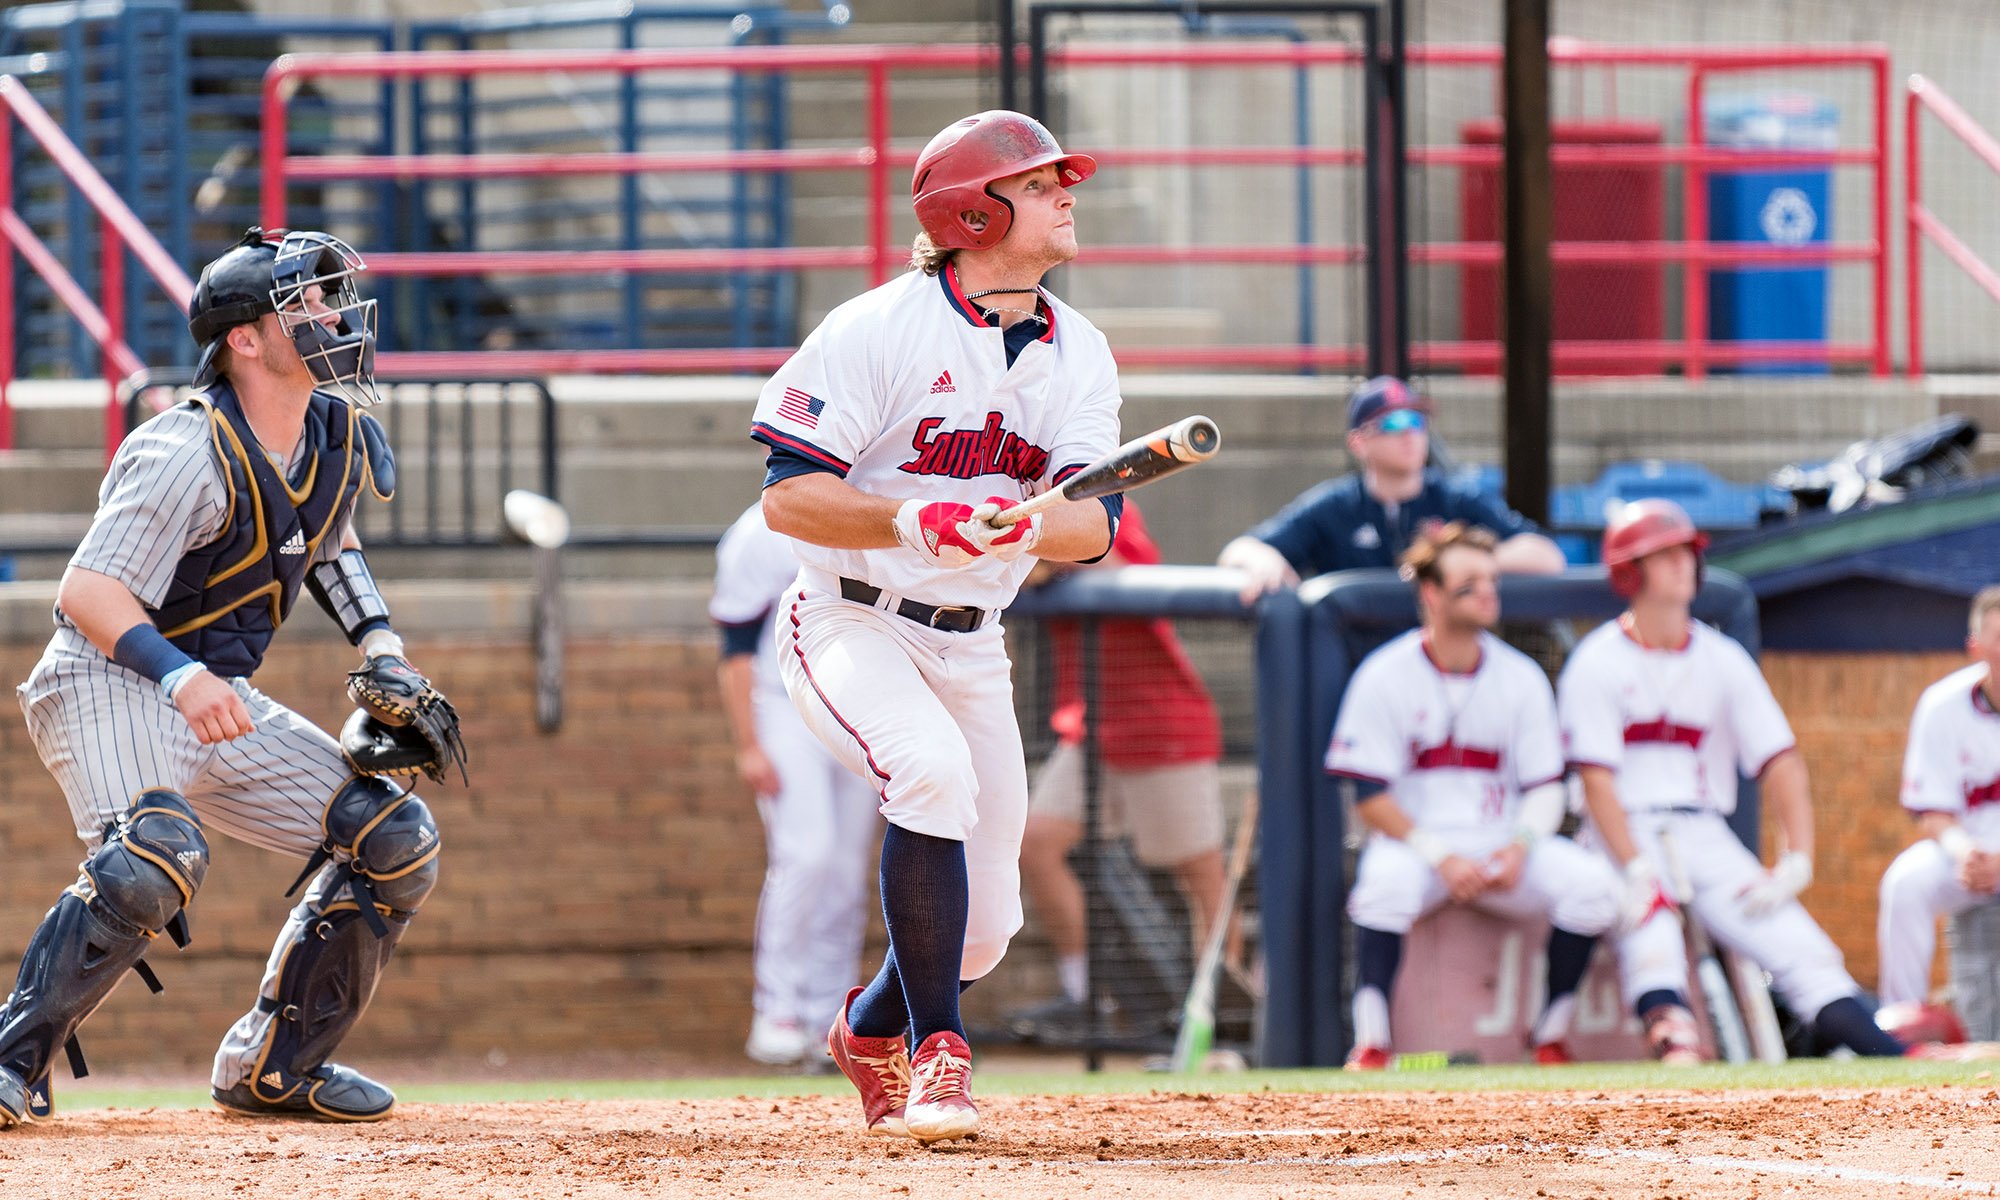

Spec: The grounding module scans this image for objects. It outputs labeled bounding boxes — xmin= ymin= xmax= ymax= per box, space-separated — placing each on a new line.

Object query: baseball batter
xmin=0 ymin=229 xmax=463 ymax=1126
xmin=1559 ymin=499 xmax=1902 ymax=1061
xmin=711 ymin=502 xmax=881 ymax=1066
xmin=1328 ymin=523 xmax=1620 ymax=1068
xmin=1877 ymin=586 xmax=2000 ymax=1007
xmin=755 ymin=110 xmax=1121 ymax=1143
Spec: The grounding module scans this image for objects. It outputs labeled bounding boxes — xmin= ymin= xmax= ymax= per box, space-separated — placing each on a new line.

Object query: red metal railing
xmin=1904 ymin=74 xmax=2000 ymax=375
xmin=0 ymin=76 xmax=196 ymax=453
xmin=262 ymin=41 xmax=1890 ymax=380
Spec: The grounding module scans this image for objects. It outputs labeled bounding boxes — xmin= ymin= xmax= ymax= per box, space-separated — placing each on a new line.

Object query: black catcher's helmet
xmin=187 ymin=227 xmax=381 ymax=407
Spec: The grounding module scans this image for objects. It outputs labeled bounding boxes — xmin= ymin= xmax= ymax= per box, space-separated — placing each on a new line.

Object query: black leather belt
xmin=839 ymin=577 xmax=987 ymax=633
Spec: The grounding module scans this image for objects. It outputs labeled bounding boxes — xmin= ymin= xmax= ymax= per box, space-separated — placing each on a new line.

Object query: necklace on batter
xmin=1422 ymin=632 xmax=1485 ymax=746
xmin=964 ymin=286 xmax=1046 ymax=325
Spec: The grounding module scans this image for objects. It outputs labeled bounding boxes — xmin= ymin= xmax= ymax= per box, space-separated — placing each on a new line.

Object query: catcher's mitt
xmin=345 ymin=655 xmax=468 ymax=784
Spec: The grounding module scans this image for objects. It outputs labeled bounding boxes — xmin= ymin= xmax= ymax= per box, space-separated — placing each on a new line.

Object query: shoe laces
xmin=912 ymin=1042 xmax=970 ymax=1101
xmin=852 ymin=1048 xmax=911 ymax=1100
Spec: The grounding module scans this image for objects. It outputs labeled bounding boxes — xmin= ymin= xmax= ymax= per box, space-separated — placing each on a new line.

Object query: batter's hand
xmin=735 ymin=743 xmax=781 ymax=797
xmin=894 ymin=498 xmax=985 ymax=569
xmin=175 ymin=670 xmax=254 ymax=744
xmin=1736 ymin=849 xmax=1812 ymax=919
xmin=1437 ymin=854 xmax=1488 ymax=903
xmin=966 ymin=497 xmax=1039 ymax=562
xmin=1484 ymin=842 xmax=1528 ymax=891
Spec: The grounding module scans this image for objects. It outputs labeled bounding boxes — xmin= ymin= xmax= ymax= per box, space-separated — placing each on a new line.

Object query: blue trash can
xmin=1704 ymin=93 xmax=1838 ymax=374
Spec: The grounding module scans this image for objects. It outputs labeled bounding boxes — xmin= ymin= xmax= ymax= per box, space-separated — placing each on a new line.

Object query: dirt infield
xmin=6 ymin=1086 xmax=2000 ymax=1198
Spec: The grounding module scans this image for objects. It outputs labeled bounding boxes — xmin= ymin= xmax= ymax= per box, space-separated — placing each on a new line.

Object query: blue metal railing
xmin=3 ymin=0 xmax=849 ymax=380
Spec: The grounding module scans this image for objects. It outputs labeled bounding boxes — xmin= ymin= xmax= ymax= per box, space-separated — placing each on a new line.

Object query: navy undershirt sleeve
xmin=1075 ymin=493 xmax=1124 ymax=565
xmin=718 ymin=620 xmax=763 ymax=658
xmin=762 ymin=444 xmax=842 ymax=489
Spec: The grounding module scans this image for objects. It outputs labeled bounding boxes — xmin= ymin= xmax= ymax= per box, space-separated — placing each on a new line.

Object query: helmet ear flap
xmin=914 ymin=183 xmax=1012 ymax=251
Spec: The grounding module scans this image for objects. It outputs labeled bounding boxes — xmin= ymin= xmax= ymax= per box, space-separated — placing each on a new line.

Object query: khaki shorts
xmin=1028 ymin=742 xmax=1225 ymax=867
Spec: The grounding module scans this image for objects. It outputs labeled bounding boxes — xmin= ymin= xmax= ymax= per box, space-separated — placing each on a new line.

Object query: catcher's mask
xmin=1601 ymin=498 xmax=1710 ymax=599
xmin=911 ymin=110 xmax=1096 ymax=251
xmin=188 ymin=227 xmax=381 ymax=408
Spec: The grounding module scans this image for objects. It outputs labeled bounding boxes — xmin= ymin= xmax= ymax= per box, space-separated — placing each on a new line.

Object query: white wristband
xmin=1939 ymin=825 xmax=1977 ymax=866
xmin=1405 ymin=829 xmax=1451 ymax=868
xmin=161 ymin=662 xmax=204 ymax=701
xmin=360 ymin=627 xmax=406 ymax=660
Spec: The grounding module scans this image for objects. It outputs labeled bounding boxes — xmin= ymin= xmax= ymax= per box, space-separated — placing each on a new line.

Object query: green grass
xmin=55 ymin=1056 xmax=2000 ymax=1114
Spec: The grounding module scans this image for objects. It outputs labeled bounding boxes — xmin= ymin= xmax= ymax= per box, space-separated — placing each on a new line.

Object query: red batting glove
xmin=894 ymin=498 xmax=985 ymax=569
xmin=965 ymin=496 xmax=1039 ymax=562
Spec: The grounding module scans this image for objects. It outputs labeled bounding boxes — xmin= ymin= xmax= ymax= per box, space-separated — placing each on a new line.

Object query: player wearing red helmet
xmin=754 ymin=110 xmax=1124 ymax=1142
xmin=1558 ymin=499 xmax=1904 ymax=1062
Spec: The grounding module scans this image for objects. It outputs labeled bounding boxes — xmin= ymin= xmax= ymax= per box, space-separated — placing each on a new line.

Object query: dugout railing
xmin=1905 ymin=74 xmax=2000 ymax=374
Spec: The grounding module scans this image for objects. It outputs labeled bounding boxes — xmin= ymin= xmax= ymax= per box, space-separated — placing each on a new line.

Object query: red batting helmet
xmin=911 ymin=110 xmax=1096 ymax=251
xmin=1602 ymin=498 xmax=1710 ymax=598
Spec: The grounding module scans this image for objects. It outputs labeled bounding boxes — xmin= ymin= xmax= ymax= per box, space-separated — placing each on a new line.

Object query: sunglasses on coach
xmin=1365 ymin=409 xmax=1427 ymax=435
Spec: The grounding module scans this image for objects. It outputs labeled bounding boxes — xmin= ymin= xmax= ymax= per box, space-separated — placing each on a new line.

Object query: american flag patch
xmin=776 ymin=388 xmax=825 ymax=430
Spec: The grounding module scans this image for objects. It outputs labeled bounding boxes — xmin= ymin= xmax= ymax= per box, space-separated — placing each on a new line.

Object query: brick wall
xmin=1765 ymin=650 xmax=1967 ymax=996
xmin=0 ymin=634 xmax=1963 ymax=1072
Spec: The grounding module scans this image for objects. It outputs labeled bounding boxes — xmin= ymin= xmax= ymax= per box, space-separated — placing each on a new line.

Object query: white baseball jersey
xmin=1898 ymin=663 xmax=2000 ymax=842
xmin=1558 ymin=618 xmax=1794 ymax=815
xmin=709 ymin=503 xmax=803 ymax=698
xmin=1327 ymin=629 xmax=1566 ymax=831
xmin=750 ymin=265 xmax=1122 ymax=609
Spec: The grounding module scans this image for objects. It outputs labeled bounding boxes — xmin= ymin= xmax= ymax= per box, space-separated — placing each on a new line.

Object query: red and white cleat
xmin=904 ymin=1031 xmax=979 ymax=1144
xmin=1642 ymin=1005 xmax=1705 ymax=1066
xmin=826 ymin=987 xmax=910 ymax=1138
xmin=1344 ymin=1044 xmax=1392 ymax=1072
xmin=1532 ymin=1041 xmax=1575 ymax=1066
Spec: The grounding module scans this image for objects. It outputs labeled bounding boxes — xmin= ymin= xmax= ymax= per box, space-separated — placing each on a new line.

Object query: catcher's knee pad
xmin=0 ymin=790 xmax=206 ymax=1085
xmin=324 ymin=777 xmax=440 ymax=914
xmin=289 ymin=777 xmax=441 ymax=926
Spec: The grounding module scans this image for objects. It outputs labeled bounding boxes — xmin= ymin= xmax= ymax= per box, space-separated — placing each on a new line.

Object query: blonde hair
xmin=910 ymin=231 xmax=956 ymax=276
xmin=1973 ymin=585 xmax=2000 ymax=636
xmin=1398 ymin=521 xmax=1498 ymax=587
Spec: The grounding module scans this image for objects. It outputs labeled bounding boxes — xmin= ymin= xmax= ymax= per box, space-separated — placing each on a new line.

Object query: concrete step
xmin=0 ymin=450 xmax=105 ymax=515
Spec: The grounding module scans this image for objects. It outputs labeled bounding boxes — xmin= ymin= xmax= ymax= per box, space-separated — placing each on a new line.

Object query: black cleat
xmin=213 ymin=1063 xmax=395 ymax=1123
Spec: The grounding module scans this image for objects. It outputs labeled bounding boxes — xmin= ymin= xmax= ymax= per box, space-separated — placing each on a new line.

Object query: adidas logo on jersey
xmin=278 ymin=530 xmax=307 ymax=556
xmin=930 ymin=370 xmax=956 ymax=395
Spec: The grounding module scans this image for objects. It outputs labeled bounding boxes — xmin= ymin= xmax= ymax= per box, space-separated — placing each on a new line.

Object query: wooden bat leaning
xmin=1170 ymin=788 xmax=1259 ymax=1073
xmin=990 ymin=415 xmax=1221 ymax=527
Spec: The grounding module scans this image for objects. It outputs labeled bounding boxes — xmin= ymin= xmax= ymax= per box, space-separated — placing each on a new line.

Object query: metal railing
xmin=0 ymin=73 xmax=194 ymax=453
xmin=259 ymin=39 xmax=1893 ymax=379
xmin=1904 ymin=74 xmax=2000 ymax=375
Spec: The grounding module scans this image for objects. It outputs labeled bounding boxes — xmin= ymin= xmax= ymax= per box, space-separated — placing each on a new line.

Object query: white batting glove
xmin=893 ymin=498 xmax=985 ymax=569
xmin=1621 ymin=856 xmax=1675 ymax=933
xmin=1737 ymin=850 xmax=1813 ymax=919
xmin=965 ymin=497 xmax=1040 ymax=563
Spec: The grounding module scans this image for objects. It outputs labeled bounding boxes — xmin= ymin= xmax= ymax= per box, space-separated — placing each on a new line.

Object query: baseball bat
xmin=1657 ymin=828 xmax=1751 ymax=1064
xmin=991 ymin=415 xmax=1221 ymax=527
xmin=1727 ymin=949 xmax=1789 ymax=1064
xmin=1170 ymin=787 xmax=1259 ymax=1073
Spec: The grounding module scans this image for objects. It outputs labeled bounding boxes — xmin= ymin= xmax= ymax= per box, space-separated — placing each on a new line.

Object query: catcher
xmin=0 ymin=228 xmax=466 ymax=1126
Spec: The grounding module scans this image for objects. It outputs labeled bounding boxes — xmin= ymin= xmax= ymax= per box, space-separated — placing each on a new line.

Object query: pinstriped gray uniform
xmin=15 ymin=403 xmax=353 ymax=856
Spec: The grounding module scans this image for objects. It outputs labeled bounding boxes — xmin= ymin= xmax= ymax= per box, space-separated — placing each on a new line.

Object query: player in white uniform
xmin=755 ymin=111 xmax=1121 ymax=1143
xmin=1877 ymin=586 xmax=2000 ymax=1007
xmin=1 ymin=229 xmax=454 ymax=1126
xmin=1559 ymin=499 xmax=1904 ymax=1061
xmin=1329 ymin=523 xmax=1621 ymax=1069
xmin=711 ymin=502 xmax=881 ymax=1067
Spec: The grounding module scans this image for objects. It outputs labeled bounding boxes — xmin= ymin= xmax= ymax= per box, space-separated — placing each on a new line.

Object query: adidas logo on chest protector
xmin=279 ymin=530 xmax=307 ymax=556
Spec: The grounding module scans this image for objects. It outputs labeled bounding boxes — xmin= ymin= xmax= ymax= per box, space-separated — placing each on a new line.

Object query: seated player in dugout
xmin=1327 ymin=522 xmax=1622 ymax=1069
xmin=1012 ymin=500 xmax=1238 ymax=1038
xmin=1876 ymin=586 xmax=2000 ymax=1019
xmin=1218 ymin=375 xmax=1564 ymax=603
xmin=1558 ymin=499 xmax=1906 ymax=1063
